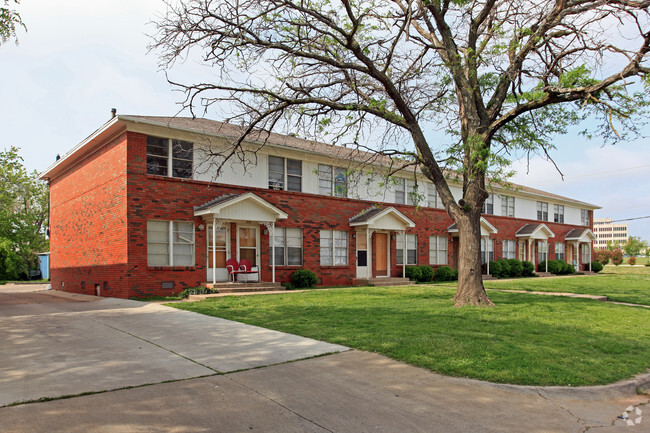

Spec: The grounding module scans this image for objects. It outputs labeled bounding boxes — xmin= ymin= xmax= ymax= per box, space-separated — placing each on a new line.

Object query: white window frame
xmin=537 ymin=240 xmax=548 ymax=265
xmin=395 ymin=178 xmax=406 ymax=204
xmin=272 ymin=227 xmax=303 ymax=266
xmin=581 ymin=209 xmax=590 ymax=226
xmin=146 ymin=136 xmax=193 ymax=179
xmin=320 ymin=230 xmax=348 ymax=266
xmin=502 ymin=239 xmax=515 ymax=259
xmin=406 ymin=180 xmax=419 ymax=206
xmin=396 ymin=234 xmax=417 ymax=265
xmin=147 ymin=220 xmax=195 ymax=267
xmin=581 ymin=244 xmax=590 ymax=264
xmin=553 ymin=204 xmax=565 ymax=223
xmin=268 ymin=156 xmax=302 ymax=192
xmin=318 ymin=164 xmax=347 ymax=197
xmin=481 ymin=238 xmax=494 ymax=264
xmin=537 ymin=202 xmax=549 ymax=221
xmin=501 ymin=195 xmax=515 ymax=217
xmin=427 ymin=185 xmax=444 ymax=209
xmin=482 ymin=194 xmax=494 ymax=215
xmin=555 ymin=242 xmax=565 ymax=261
xmin=429 ymin=235 xmax=448 ymax=265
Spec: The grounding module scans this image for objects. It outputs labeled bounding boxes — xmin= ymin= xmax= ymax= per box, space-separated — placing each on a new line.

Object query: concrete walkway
xmin=1 ymin=284 xmax=648 ymax=432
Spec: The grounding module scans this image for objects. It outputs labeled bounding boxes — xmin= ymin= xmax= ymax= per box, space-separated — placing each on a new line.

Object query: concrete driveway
xmin=1 ymin=284 xmax=648 ymax=433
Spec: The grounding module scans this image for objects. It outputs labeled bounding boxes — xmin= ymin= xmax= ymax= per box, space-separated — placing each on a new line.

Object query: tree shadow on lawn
xmin=177 ymin=290 xmax=650 ymax=387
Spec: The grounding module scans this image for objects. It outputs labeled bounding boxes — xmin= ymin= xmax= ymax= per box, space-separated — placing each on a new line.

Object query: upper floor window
xmin=482 ymin=194 xmax=494 ymax=215
xmin=553 ymin=204 xmax=565 ymax=223
xmin=146 ymin=136 xmax=193 ymax=179
xmin=501 ymin=195 xmax=515 ymax=217
xmin=427 ymin=185 xmax=444 ymax=209
xmin=429 ymin=235 xmax=448 ymax=265
xmin=537 ymin=202 xmax=549 ymax=221
xmin=268 ymin=156 xmax=301 ymax=191
xmin=581 ymin=209 xmax=590 ymax=226
xmin=320 ymin=230 xmax=348 ymax=266
xmin=147 ymin=220 xmax=195 ymax=267
xmin=272 ymin=227 xmax=302 ymax=266
xmin=318 ymin=165 xmax=347 ymax=197
xmin=396 ymin=234 xmax=417 ymax=265
xmin=395 ymin=178 xmax=406 ymax=204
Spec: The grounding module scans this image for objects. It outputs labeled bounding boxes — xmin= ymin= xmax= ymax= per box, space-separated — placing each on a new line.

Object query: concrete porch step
xmin=353 ymin=277 xmax=414 ymax=287
xmin=535 ymin=272 xmax=553 ymax=277
xmin=206 ymin=282 xmax=283 ymax=289
xmin=482 ymin=274 xmax=498 ymax=281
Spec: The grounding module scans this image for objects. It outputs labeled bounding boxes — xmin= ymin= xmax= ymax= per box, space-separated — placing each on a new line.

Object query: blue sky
xmin=2 ymin=1 xmax=649 ymax=241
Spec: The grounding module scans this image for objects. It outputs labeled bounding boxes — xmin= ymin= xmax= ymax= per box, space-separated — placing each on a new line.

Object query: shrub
xmin=593 ymin=249 xmax=611 ymax=265
xmin=405 ymin=266 xmax=423 ymax=282
xmin=611 ymin=249 xmax=623 ymax=266
xmin=505 ymin=259 xmax=523 ymax=278
xmin=435 ymin=265 xmax=457 ymax=281
xmin=522 ymin=261 xmax=535 ymax=277
xmin=179 ymin=286 xmax=218 ymax=299
xmin=628 ymin=256 xmax=637 ymax=266
xmin=562 ymin=262 xmax=575 ymax=274
xmin=645 ymin=262 xmax=650 ymax=267
xmin=488 ymin=260 xmax=503 ymax=278
xmin=591 ymin=261 xmax=603 ymax=273
xmin=418 ymin=265 xmax=435 ymax=283
xmin=290 ymin=269 xmax=318 ymax=288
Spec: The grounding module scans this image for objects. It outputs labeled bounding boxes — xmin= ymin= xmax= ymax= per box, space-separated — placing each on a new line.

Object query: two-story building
xmin=39 ymin=115 xmax=598 ymax=298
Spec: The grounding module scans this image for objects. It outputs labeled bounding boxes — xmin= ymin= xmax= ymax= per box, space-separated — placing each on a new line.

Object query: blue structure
xmin=38 ymin=253 xmax=50 ymax=280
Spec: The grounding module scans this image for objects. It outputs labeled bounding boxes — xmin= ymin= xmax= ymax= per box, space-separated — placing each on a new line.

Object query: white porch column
xmin=271 ymin=222 xmax=276 ymax=283
xmin=402 ymin=230 xmax=406 ymax=278
xmin=545 ymin=240 xmax=549 ymax=273
xmin=528 ymin=239 xmax=533 ymax=264
xmin=367 ymin=229 xmax=372 ymax=279
xmin=212 ymin=218 xmax=216 ymax=285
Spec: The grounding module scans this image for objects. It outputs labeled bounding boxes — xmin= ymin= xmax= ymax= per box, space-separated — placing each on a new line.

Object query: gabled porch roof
xmin=448 ymin=217 xmax=498 ymax=236
xmin=516 ymin=223 xmax=555 ymax=240
xmin=194 ymin=192 xmax=288 ymax=222
xmin=564 ymin=228 xmax=596 ymax=243
xmin=349 ymin=206 xmax=415 ymax=230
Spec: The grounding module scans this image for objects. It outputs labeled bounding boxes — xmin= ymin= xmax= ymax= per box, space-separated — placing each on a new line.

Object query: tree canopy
xmin=0 ymin=0 xmax=25 ymax=45
xmin=152 ymin=0 xmax=650 ymax=306
xmin=0 ymin=147 xmax=49 ymax=280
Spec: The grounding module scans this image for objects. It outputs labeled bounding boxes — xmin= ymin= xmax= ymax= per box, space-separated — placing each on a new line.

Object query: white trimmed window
xmin=396 ymin=234 xmax=417 ymax=265
xmin=272 ymin=228 xmax=303 ymax=266
xmin=501 ymin=195 xmax=515 ymax=217
xmin=581 ymin=244 xmax=590 ymax=264
xmin=553 ymin=204 xmax=565 ymax=223
xmin=268 ymin=156 xmax=302 ymax=191
xmin=395 ymin=178 xmax=406 ymax=204
xmin=146 ymin=136 xmax=193 ymax=179
xmin=581 ymin=209 xmax=590 ymax=226
xmin=502 ymin=240 xmax=515 ymax=259
xmin=481 ymin=238 xmax=494 ymax=264
xmin=537 ymin=241 xmax=548 ymax=265
xmin=555 ymin=242 xmax=565 ymax=261
xmin=429 ymin=235 xmax=448 ymax=265
xmin=427 ymin=185 xmax=444 ymax=209
xmin=406 ymin=180 xmax=419 ymax=206
xmin=320 ymin=230 xmax=348 ymax=266
xmin=318 ymin=165 xmax=347 ymax=197
xmin=482 ymin=194 xmax=494 ymax=215
xmin=537 ymin=202 xmax=549 ymax=221
xmin=147 ymin=220 xmax=195 ymax=266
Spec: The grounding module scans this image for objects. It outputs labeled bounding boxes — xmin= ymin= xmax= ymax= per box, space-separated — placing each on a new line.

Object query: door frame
xmin=236 ymin=224 xmax=261 ymax=267
xmin=206 ymin=224 xmax=230 ymax=282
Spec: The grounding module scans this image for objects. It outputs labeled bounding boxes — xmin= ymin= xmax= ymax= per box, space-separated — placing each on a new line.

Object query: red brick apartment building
xmin=39 ymin=115 xmax=598 ymax=298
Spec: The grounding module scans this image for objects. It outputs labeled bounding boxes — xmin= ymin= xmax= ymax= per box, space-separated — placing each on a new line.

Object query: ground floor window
xmin=518 ymin=241 xmax=526 ymax=261
xmin=537 ymin=241 xmax=548 ymax=265
xmin=480 ymin=238 xmax=494 ymax=264
xmin=581 ymin=244 xmax=590 ymax=264
xmin=429 ymin=235 xmax=448 ymax=265
xmin=320 ymin=230 xmax=348 ymax=266
xmin=272 ymin=227 xmax=303 ymax=266
xmin=502 ymin=240 xmax=515 ymax=259
xmin=396 ymin=233 xmax=417 ymax=265
xmin=147 ymin=220 xmax=195 ymax=266
xmin=555 ymin=242 xmax=565 ymax=261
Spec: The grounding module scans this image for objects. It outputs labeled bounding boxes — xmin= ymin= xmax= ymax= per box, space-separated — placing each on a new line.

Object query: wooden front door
xmin=375 ymin=233 xmax=388 ymax=276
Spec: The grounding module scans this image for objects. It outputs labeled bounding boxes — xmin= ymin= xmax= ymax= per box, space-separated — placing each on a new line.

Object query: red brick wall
xmin=49 ymin=132 xmax=129 ymax=295
xmin=50 ymin=130 xmax=597 ymax=297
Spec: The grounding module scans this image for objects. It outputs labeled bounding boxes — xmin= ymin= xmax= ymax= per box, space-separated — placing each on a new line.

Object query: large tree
xmin=152 ymin=0 xmax=650 ymax=306
xmin=0 ymin=0 xmax=25 ymax=45
xmin=0 ymin=147 xmax=49 ymax=280
xmin=623 ymin=236 xmax=648 ymax=257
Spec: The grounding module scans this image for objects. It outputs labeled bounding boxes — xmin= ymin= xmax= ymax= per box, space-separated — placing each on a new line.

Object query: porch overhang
xmin=194 ymin=192 xmax=288 ymax=223
xmin=349 ymin=206 xmax=415 ymax=230
xmin=564 ymin=228 xmax=596 ymax=243
xmin=447 ymin=217 xmax=498 ymax=237
xmin=515 ymin=223 xmax=555 ymax=240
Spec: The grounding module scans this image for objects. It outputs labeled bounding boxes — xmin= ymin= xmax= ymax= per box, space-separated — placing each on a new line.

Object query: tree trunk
xmin=453 ymin=211 xmax=494 ymax=307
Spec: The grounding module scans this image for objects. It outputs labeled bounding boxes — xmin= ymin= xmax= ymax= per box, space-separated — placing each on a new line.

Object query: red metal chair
xmin=225 ymin=258 xmax=243 ymax=282
xmin=238 ymin=259 xmax=260 ymax=283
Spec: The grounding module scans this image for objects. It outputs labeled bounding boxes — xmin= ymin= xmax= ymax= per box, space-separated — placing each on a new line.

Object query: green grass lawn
xmin=169 ymin=284 xmax=650 ymax=387
xmin=485 ymin=272 xmax=650 ymax=305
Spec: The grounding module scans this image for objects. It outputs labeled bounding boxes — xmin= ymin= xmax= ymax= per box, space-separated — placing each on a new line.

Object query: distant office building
xmin=593 ymin=218 xmax=628 ymax=249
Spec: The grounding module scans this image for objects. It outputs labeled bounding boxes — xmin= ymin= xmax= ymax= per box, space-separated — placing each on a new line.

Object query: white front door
xmin=356 ymin=230 xmax=368 ymax=278
xmin=207 ymin=225 xmax=229 ymax=283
